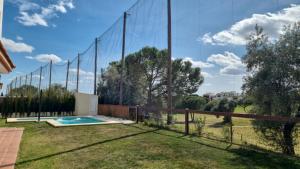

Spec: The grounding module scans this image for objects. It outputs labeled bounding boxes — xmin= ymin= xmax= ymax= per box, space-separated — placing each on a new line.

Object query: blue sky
xmin=1 ymin=0 xmax=300 ymax=95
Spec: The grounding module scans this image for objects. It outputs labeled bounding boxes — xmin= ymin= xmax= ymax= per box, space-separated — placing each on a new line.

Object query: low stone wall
xmin=98 ymin=104 xmax=130 ymax=119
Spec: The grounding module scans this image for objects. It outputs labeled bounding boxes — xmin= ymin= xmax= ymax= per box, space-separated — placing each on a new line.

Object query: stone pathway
xmin=0 ymin=128 xmax=23 ymax=169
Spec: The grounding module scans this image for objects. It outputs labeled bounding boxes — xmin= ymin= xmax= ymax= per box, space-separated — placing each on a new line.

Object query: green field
xmin=1 ymin=119 xmax=300 ymax=169
xmin=165 ymin=106 xmax=300 ymax=155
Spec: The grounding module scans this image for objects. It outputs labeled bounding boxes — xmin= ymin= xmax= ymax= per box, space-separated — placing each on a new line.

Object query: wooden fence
xmin=98 ymin=104 xmax=138 ymax=119
xmin=137 ymin=107 xmax=300 ymax=135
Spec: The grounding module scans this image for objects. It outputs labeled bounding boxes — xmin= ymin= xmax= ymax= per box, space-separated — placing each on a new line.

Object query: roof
xmin=0 ymin=40 xmax=15 ymax=73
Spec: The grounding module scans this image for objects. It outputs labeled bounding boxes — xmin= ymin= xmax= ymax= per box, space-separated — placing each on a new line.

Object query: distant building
xmin=203 ymin=91 xmax=240 ymax=101
xmin=0 ymin=0 xmax=15 ymax=91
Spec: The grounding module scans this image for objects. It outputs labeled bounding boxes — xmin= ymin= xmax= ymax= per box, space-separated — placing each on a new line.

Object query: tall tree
xmin=243 ymin=23 xmax=300 ymax=155
xmin=97 ymin=47 xmax=204 ymax=108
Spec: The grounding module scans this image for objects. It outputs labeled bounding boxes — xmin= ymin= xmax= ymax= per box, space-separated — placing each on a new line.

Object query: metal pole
xmin=38 ymin=90 xmax=42 ymax=122
xmin=49 ymin=60 xmax=53 ymax=90
xmin=25 ymin=75 xmax=28 ymax=86
xmin=29 ymin=72 xmax=32 ymax=95
xmin=94 ymin=38 xmax=98 ymax=95
xmin=14 ymin=78 xmax=17 ymax=89
xmin=167 ymin=0 xmax=173 ymax=124
xmin=66 ymin=60 xmax=70 ymax=90
xmin=119 ymin=12 xmax=127 ymax=105
xmin=19 ymin=76 xmax=22 ymax=87
xmin=76 ymin=54 xmax=80 ymax=93
xmin=24 ymin=74 xmax=28 ymax=96
xmin=185 ymin=108 xmax=189 ymax=135
xmin=38 ymin=66 xmax=42 ymax=92
xmin=30 ymin=72 xmax=32 ymax=86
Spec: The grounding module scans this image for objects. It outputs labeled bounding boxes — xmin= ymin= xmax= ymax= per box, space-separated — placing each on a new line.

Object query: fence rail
xmin=136 ymin=107 xmax=300 ymax=137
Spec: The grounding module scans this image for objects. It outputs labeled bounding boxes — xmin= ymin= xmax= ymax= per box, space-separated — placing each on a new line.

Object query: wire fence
xmin=1 ymin=0 xmax=300 ymax=158
xmin=6 ymin=0 xmax=172 ymax=109
xmin=135 ymin=107 xmax=300 ymax=156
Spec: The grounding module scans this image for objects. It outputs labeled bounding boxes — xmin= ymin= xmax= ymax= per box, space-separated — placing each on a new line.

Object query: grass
xmin=1 ymin=119 xmax=300 ymax=169
xmin=166 ymin=106 xmax=300 ymax=155
xmin=234 ymin=105 xmax=253 ymax=113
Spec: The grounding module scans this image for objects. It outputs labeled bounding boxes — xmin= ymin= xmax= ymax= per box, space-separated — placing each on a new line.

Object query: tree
xmin=237 ymin=96 xmax=252 ymax=113
xmin=176 ymin=95 xmax=207 ymax=121
xmin=177 ymin=95 xmax=207 ymax=110
xmin=211 ymin=98 xmax=236 ymax=123
xmin=243 ymin=23 xmax=300 ymax=155
xmin=98 ymin=47 xmax=204 ymax=108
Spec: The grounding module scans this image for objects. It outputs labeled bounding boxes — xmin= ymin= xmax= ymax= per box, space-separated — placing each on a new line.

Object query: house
xmin=0 ymin=0 xmax=15 ymax=92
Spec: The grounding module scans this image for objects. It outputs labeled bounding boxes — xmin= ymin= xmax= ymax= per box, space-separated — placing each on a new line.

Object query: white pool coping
xmin=7 ymin=115 xmax=135 ymax=127
xmin=7 ymin=117 xmax=58 ymax=123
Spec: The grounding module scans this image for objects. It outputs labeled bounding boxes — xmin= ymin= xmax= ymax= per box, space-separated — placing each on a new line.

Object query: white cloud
xmin=207 ymin=51 xmax=245 ymax=76
xmin=18 ymin=11 xmax=48 ymax=26
xmin=11 ymin=0 xmax=75 ymax=27
xmin=69 ymin=68 xmax=94 ymax=80
xmin=26 ymin=54 xmax=63 ymax=63
xmin=1 ymin=37 xmax=34 ymax=53
xmin=220 ymin=65 xmax=245 ymax=76
xmin=201 ymin=4 xmax=300 ymax=45
xmin=25 ymin=56 xmax=34 ymax=59
xmin=203 ymin=83 xmax=212 ymax=87
xmin=183 ymin=57 xmax=214 ymax=68
xmin=32 ymin=74 xmax=44 ymax=80
xmin=16 ymin=36 xmax=23 ymax=41
xmin=201 ymin=72 xmax=213 ymax=78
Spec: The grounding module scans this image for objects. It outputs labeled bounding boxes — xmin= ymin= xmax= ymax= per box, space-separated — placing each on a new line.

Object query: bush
xmin=222 ymin=123 xmax=232 ymax=142
xmin=194 ymin=116 xmax=206 ymax=136
xmin=0 ymin=84 xmax=75 ymax=118
xmin=204 ymin=99 xmax=236 ymax=123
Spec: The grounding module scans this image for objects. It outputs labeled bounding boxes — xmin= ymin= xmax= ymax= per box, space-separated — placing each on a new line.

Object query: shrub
xmin=194 ymin=116 xmax=206 ymax=136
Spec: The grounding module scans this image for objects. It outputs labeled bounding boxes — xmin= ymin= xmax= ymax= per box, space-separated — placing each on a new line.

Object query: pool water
xmin=56 ymin=117 xmax=104 ymax=124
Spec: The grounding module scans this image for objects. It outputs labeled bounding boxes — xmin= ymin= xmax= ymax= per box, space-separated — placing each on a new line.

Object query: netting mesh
xmin=51 ymin=62 xmax=68 ymax=89
xmin=67 ymin=56 xmax=79 ymax=93
xmin=3 ymin=0 xmax=300 ymax=156
xmin=8 ymin=0 xmax=169 ymax=103
xmin=78 ymin=42 xmax=96 ymax=94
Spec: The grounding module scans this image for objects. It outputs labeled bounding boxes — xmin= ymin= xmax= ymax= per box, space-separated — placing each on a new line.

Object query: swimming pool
xmin=56 ymin=117 xmax=104 ymax=124
xmin=7 ymin=115 xmax=134 ymax=127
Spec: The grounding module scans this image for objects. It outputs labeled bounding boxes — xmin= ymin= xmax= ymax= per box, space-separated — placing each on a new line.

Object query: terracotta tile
xmin=0 ymin=128 xmax=23 ymax=169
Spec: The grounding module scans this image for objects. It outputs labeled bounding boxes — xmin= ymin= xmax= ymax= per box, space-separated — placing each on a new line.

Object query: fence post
xmin=38 ymin=66 xmax=42 ymax=93
xmin=136 ymin=105 xmax=139 ymax=123
xmin=167 ymin=0 xmax=173 ymax=125
xmin=119 ymin=12 xmax=127 ymax=105
xmin=185 ymin=108 xmax=189 ymax=135
xmin=94 ymin=38 xmax=98 ymax=95
xmin=25 ymin=74 xmax=27 ymax=86
xmin=65 ymin=60 xmax=70 ymax=90
xmin=230 ymin=113 xmax=233 ymax=143
xmin=49 ymin=60 xmax=53 ymax=91
xmin=30 ymin=72 xmax=32 ymax=86
xmin=14 ymin=77 xmax=17 ymax=89
xmin=76 ymin=53 xmax=80 ymax=93
xmin=38 ymin=90 xmax=42 ymax=122
xmin=19 ymin=76 xmax=22 ymax=87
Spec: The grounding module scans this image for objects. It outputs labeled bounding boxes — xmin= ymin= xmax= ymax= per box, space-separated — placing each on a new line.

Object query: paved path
xmin=0 ymin=128 xmax=24 ymax=169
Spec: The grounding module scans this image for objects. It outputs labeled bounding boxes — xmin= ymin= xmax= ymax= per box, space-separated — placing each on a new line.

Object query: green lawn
xmin=1 ymin=119 xmax=300 ymax=169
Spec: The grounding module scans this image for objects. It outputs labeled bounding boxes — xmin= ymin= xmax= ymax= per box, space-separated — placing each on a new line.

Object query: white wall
xmin=0 ymin=0 xmax=3 ymax=38
xmin=74 ymin=93 xmax=98 ymax=116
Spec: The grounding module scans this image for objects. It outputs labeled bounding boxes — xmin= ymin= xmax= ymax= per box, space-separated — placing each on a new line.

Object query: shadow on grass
xmin=207 ymin=121 xmax=225 ymax=128
xmin=16 ymin=128 xmax=159 ymax=166
xmin=229 ymin=148 xmax=300 ymax=169
xmin=124 ymin=124 xmax=300 ymax=168
xmin=124 ymin=124 xmax=230 ymax=152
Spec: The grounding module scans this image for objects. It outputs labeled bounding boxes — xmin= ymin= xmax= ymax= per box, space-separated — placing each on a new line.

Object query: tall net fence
xmin=3 ymin=0 xmax=300 ymax=156
xmin=51 ymin=63 xmax=68 ymax=90
xmin=7 ymin=0 xmax=170 ymax=107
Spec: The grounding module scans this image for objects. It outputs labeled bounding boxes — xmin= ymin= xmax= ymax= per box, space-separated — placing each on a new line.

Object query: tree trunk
xmin=282 ymin=121 xmax=295 ymax=155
